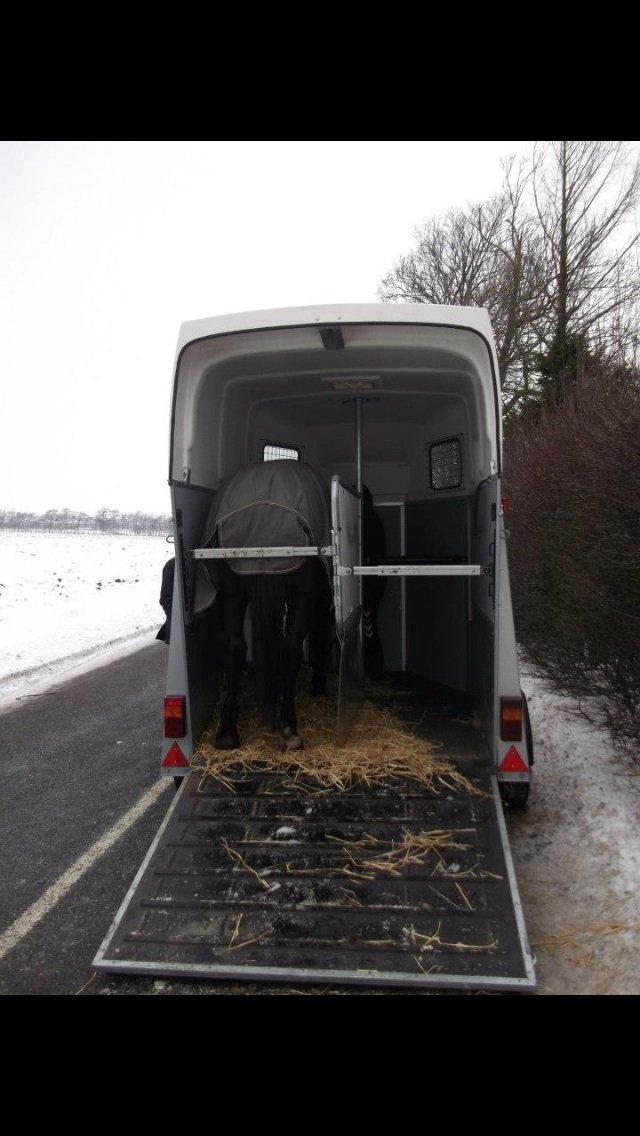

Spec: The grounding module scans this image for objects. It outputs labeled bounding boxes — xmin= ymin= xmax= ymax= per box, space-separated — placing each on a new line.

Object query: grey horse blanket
xmin=202 ymin=460 xmax=330 ymax=574
xmin=193 ymin=461 xmax=331 ymax=614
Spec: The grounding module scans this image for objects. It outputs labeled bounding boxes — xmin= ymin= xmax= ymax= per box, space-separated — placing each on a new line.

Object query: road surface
xmin=0 ymin=642 xmax=173 ymax=995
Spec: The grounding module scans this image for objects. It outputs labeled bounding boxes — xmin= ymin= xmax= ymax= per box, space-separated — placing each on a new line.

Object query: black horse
xmin=203 ymin=460 xmax=333 ymax=752
xmin=215 ymin=558 xmax=331 ymax=751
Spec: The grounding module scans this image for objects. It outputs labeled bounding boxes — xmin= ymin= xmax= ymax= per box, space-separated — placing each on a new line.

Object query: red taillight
xmin=500 ymin=697 xmax=522 ymax=741
xmin=501 ymin=495 xmax=510 ymax=514
xmin=162 ymin=741 xmax=189 ymax=768
xmin=164 ymin=695 xmax=186 ymax=738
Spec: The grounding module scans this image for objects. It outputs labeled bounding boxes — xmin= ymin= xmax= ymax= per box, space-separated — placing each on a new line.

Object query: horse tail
xmin=250 ymin=573 xmax=287 ymax=722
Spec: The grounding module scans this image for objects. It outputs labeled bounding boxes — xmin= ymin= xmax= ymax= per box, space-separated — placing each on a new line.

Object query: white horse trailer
xmin=94 ymin=304 xmax=536 ymax=992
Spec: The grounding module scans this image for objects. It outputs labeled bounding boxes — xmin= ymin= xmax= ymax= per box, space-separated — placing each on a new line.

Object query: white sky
xmin=1 ymin=140 xmax=531 ymax=515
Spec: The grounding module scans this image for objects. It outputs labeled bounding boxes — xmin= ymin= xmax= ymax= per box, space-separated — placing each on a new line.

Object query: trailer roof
xmin=170 ymin=305 xmax=502 ymax=489
xmin=176 ymin=303 xmax=496 ymax=355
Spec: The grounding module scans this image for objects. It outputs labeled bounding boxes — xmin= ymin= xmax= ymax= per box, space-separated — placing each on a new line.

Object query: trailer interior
xmin=171 ymin=319 xmax=500 ymax=748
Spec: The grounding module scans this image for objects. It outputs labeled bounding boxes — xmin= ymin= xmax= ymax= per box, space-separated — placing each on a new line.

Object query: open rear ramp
xmin=94 ymin=697 xmax=535 ymax=992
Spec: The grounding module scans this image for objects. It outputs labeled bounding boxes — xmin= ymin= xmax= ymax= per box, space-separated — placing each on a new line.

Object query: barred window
xmin=429 ymin=437 xmax=462 ymax=491
xmin=263 ymin=443 xmax=300 ymax=462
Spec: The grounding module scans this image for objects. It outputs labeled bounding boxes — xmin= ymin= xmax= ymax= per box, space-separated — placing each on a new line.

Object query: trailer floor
xmin=94 ymin=683 xmax=535 ymax=992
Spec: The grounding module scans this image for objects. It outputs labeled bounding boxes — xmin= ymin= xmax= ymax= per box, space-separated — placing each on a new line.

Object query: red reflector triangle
xmin=499 ymin=745 xmax=528 ymax=773
xmin=162 ymin=742 xmax=189 ymax=768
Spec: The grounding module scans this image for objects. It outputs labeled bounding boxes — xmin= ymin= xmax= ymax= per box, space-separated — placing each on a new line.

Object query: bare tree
xmin=533 ymin=142 xmax=640 ymax=348
xmin=379 ymin=168 xmax=549 ymax=411
xmin=380 ymin=140 xmax=640 ymax=414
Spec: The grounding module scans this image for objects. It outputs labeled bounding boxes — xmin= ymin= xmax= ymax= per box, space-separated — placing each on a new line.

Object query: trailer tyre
xmin=499 ymin=782 xmax=530 ymax=810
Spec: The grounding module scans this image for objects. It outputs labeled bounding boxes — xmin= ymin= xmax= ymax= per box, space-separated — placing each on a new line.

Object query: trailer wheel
xmin=499 ymin=782 xmax=530 ymax=811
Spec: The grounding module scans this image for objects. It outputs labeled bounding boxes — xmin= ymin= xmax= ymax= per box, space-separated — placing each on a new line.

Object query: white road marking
xmin=0 ymin=778 xmax=171 ymax=962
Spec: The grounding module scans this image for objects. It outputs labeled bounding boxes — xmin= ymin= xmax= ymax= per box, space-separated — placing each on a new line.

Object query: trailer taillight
xmin=164 ymin=696 xmax=186 ymax=738
xmin=500 ymin=697 xmax=522 ymax=741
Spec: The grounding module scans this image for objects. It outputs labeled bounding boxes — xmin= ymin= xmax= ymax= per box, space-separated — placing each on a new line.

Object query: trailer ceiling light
xmin=323 ymin=376 xmax=381 ymax=391
xmin=162 ymin=741 xmax=189 ymax=768
xmin=319 ymin=326 xmax=345 ymax=350
xmin=164 ymin=695 xmax=186 ymax=738
xmin=500 ymin=697 xmax=523 ymax=741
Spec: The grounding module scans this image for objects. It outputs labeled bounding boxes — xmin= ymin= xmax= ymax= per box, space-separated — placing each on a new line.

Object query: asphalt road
xmin=1 ymin=643 xmax=352 ymax=998
xmin=0 ymin=642 xmax=174 ymax=996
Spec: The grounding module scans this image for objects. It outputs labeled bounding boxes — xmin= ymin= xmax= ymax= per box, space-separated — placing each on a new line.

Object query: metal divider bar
xmin=193 ymin=546 xmax=332 ymax=559
xmin=192 ymin=548 xmax=487 ymax=576
xmin=339 ymin=564 xmax=487 ymax=577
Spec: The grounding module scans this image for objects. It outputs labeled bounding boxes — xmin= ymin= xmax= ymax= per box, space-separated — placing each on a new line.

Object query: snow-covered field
xmin=0 ymin=531 xmax=172 ymax=702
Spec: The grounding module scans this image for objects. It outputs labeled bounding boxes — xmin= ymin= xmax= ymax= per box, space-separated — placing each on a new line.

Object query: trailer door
xmin=331 ymin=476 xmax=363 ymax=743
xmin=470 ymin=476 xmax=499 ymax=753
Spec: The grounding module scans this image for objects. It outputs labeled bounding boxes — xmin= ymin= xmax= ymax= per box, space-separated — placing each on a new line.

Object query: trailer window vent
xmin=429 ymin=437 xmax=462 ymax=491
xmin=263 ymin=443 xmax=300 ymax=462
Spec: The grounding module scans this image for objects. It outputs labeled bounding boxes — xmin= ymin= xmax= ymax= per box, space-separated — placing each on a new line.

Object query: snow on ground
xmin=0 ymin=531 xmax=172 ymax=704
xmin=509 ymin=662 xmax=640 ymax=995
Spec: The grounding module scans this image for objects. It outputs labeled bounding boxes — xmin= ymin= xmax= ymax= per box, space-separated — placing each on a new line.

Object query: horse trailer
xmin=94 ymin=303 xmax=536 ymax=992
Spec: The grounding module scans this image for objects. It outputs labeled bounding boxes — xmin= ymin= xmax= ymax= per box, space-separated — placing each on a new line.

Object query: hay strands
xmin=407 ymin=921 xmax=498 ymax=954
xmin=327 ymin=827 xmax=474 ymax=878
xmin=227 ymin=913 xmax=272 ymax=953
xmin=532 ymin=917 xmax=640 ymax=955
xmin=193 ymin=685 xmax=484 ymax=798
xmin=221 ymin=838 xmax=277 ymax=892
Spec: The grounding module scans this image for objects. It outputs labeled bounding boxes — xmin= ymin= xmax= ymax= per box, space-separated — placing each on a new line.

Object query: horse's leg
xmin=280 ymin=563 xmax=319 ymax=749
xmin=250 ymin=576 xmax=286 ymax=730
xmin=308 ymin=570 xmax=332 ymax=697
xmin=363 ymin=577 xmax=386 ymax=680
xmin=216 ymin=569 xmax=248 ymax=750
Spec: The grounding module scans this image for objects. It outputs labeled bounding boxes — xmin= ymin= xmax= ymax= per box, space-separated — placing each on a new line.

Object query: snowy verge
xmin=509 ymin=661 xmax=640 ymax=995
xmin=0 ymin=531 xmax=172 ymax=708
xmin=0 ymin=627 xmax=163 ymax=712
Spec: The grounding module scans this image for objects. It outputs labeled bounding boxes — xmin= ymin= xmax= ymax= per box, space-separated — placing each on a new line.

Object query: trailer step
xmin=94 ymin=750 xmax=535 ymax=991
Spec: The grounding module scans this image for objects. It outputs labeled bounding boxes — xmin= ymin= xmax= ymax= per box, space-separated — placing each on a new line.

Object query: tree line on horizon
xmin=0 ymin=506 xmax=172 ymax=536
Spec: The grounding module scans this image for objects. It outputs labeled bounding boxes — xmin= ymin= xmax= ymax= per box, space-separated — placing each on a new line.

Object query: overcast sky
xmin=1 ymin=140 xmax=533 ymax=515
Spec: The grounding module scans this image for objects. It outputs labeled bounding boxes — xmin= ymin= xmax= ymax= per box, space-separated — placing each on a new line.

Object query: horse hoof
xmin=215 ymin=727 xmax=240 ymax=750
xmin=280 ymin=728 xmax=303 ymax=752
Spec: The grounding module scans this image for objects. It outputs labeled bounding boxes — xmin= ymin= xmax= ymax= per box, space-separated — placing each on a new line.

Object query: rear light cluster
xmin=164 ymin=696 xmax=186 ymax=738
xmin=500 ymin=697 xmax=522 ymax=741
